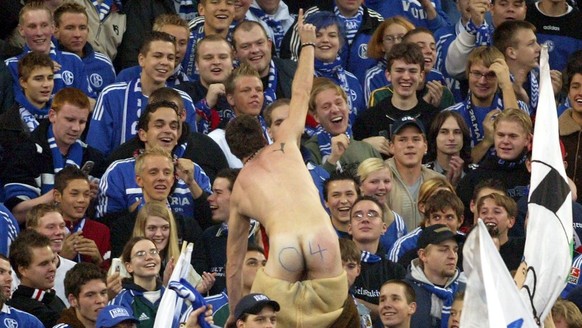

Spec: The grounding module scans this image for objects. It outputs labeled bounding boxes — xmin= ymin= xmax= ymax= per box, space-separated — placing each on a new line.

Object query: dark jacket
xmin=0 ymin=60 xmax=14 ymax=114
xmin=271 ymin=57 xmax=297 ymax=100
xmin=56 ymin=307 xmax=84 ymax=328
xmin=0 ymin=103 xmax=32 ymax=178
xmin=7 ymin=285 xmax=66 ymax=328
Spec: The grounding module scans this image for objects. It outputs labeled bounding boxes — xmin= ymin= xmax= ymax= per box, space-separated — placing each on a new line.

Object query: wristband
xmin=301 ymin=42 xmax=316 ymax=49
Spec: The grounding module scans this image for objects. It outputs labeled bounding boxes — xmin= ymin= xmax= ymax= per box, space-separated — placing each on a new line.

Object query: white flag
xmin=461 ymin=219 xmax=536 ymax=327
xmin=154 ymin=242 xmax=193 ymax=328
xmin=520 ymin=45 xmax=573 ymax=325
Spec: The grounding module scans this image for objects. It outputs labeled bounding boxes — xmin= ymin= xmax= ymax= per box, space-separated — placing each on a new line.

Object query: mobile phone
xmin=81 ymin=161 xmax=94 ymax=175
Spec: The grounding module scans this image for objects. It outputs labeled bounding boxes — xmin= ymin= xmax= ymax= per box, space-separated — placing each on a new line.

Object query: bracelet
xmin=301 ymin=42 xmax=316 ymax=49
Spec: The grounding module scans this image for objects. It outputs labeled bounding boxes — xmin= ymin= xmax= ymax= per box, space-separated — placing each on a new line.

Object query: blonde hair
xmin=135 ymin=147 xmax=174 ymax=176
xmin=308 ymin=77 xmax=348 ymax=114
xmin=551 ymin=299 xmax=582 ymax=328
xmin=132 ymin=201 xmax=180 ymax=262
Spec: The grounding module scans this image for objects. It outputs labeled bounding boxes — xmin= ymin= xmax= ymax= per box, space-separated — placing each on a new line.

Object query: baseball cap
xmin=417 ymin=224 xmax=462 ymax=249
xmin=391 ymin=116 xmax=426 ymax=136
xmin=234 ymin=293 xmax=280 ymax=321
xmin=96 ymin=305 xmax=139 ymax=328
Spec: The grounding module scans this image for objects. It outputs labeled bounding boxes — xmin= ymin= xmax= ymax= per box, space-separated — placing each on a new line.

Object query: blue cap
xmin=96 ymin=305 xmax=139 ymax=328
xmin=234 ymin=293 xmax=280 ymax=321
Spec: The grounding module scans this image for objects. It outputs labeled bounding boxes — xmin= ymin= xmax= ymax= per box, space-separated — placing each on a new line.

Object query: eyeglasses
xmin=469 ymin=71 xmax=497 ymax=81
xmin=383 ymin=35 xmax=404 ymax=43
xmin=352 ymin=210 xmax=382 ymax=221
xmin=133 ymin=249 xmax=159 ymax=259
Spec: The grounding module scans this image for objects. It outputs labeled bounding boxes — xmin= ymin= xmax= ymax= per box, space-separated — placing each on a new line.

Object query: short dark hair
xmin=386 ymin=42 xmax=425 ymax=72
xmin=247 ymin=243 xmax=265 ymax=255
xmin=64 ymin=262 xmax=106 ymax=298
xmin=423 ymin=190 xmax=464 ymax=221
xmin=263 ymin=99 xmax=290 ymax=127
xmin=54 ymin=2 xmax=87 ymax=27
xmin=426 ymin=111 xmax=472 ymax=166
xmin=492 ymin=20 xmax=536 ymax=56
xmin=323 ymin=171 xmax=360 ymax=202
xmin=9 ymin=229 xmax=52 ymax=279
xmin=402 ymin=27 xmax=434 ymax=43
xmin=149 ymin=87 xmax=185 ymax=115
xmin=350 ymin=195 xmax=385 ymax=221
xmin=215 ymin=168 xmax=240 ymax=192
xmin=566 ymin=50 xmax=582 ymax=90
xmin=232 ymin=20 xmax=269 ymax=49
xmin=339 ymin=238 xmax=360 ymax=264
xmin=54 ymin=165 xmax=89 ymax=193
xmin=139 ymin=31 xmax=176 ymax=56
xmin=18 ymin=52 xmax=54 ymax=80
xmin=381 ymin=279 xmax=416 ymax=304
xmin=137 ymin=100 xmax=180 ymax=131
xmin=225 ymin=114 xmax=267 ymax=160
xmin=472 ymin=179 xmax=506 ymax=202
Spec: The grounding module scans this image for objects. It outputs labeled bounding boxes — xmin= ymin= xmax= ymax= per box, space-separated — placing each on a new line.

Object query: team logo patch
xmin=90 ymin=73 xmax=104 ymax=88
xmin=62 ymin=70 xmax=74 ymax=85
xmin=568 ymin=267 xmax=580 ymax=284
xmin=4 ymin=318 xmax=18 ymax=328
xmin=358 ymin=44 xmax=368 ymax=59
xmin=543 ymin=40 xmax=555 ymax=52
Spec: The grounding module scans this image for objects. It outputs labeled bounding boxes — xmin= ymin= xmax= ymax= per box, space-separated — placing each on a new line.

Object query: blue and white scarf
xmin=360 ymin=250 xmax=382 ymax=263
xmin=15 ymin=92 xmax=51 ymax=132
xmin=315 ymin=57 xmax=353 ymax=110
xmin=334 ymin=5 xmax=363 ymax=45
xmin=263 ymin=60 xmax=278 ymax=106
xmin=316 ymin=124 xmax=352 ymax=157
xmin=170 ymin=278 xmax=211 ymax=328
xmin=249 ymin=7 xmax=285 ymax=56
xmin=464 ymin=92 xmax=503 ymax=144
xmin=92 ymin=0 xmax=123 ymax=21
xmin=418 ymin=279 xmax=460 ymax=328
xmin=48 ymin=124 xmax=84 ymax=173
xmin=174 ymin=0 xmax=197 ymax=21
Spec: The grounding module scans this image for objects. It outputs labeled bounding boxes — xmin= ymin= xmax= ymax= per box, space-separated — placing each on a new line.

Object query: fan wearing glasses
xmin=446 ymin=45 xmax=528 ymax=164
xmin=348 ymin=196 xmax=406 ymax=327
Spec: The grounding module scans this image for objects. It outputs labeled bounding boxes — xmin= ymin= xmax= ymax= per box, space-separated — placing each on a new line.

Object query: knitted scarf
xmin=418 ymin=279 xmax=460 ymax=328
xmin=315 ymin=57 xmax=353 ymax=110
xmin=249 ymin=6 xmax=285 ymax=55
xmin=263 ymin=60 xmax=278 ymax=106
xmin=334 ymin=5 xmax=363 ymax=45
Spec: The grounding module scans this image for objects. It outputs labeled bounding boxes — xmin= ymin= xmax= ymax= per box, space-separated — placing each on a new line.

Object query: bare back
xmin=231 ymin=140 xmax=342 ymax=282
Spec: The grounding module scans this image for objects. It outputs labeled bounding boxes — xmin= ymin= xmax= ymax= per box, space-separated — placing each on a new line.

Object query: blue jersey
xmin=86 ymin=78 xmax=198 ymax=156
xmin=381 ymin=211 xmax=408 ymax=253
xmin=0 ymin=304 xmax=44 ymax=328
xmin=365 ymin=0 xmax=450 ymax=32
xmin=0 ymin=204 xmax=19 ymax=256
xmin=96 ymin=156 xmax=211 ymax=219
xmin=5 ymin=41 xmax=93 ymax=99
xmin=388 ymin=227 xmax=423 ymax=262
xmin=81 ymin=44 xmax=116 ymax=95
xmin=116 ymin=65 xmax=190 ymax=87
xmin=563 ymin=253 xmax=582 ymax=298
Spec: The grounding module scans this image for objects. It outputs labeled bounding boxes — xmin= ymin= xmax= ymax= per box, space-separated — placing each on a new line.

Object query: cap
xmin=96 ymin=305 xmax=139 ymax=328
xmin=417 ymin=224 xmax=462 ymax=249
xmin=234 ymin=293 xmax=280 ymax=321
xmin=391 ymin=116 xmax=425 ymax=136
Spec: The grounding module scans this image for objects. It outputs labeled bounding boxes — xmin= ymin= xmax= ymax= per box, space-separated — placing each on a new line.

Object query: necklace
xmin=244 ymin=148 xmax=263 ymax=165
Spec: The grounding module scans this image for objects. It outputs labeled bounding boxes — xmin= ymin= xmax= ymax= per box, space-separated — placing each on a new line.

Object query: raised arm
xmin=282 ymin=9 xmax=316 ymax=143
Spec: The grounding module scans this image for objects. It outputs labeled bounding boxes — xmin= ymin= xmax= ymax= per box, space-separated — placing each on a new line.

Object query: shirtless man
xmin=225 ymin=10 xmax=358 ymax=328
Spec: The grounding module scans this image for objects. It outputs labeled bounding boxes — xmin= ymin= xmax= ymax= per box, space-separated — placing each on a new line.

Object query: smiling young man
xmin=87 ymin=31 xmax=197 ymax=157
xmin=54 ymin=166 xmax=111 ymax=270
xmin=353 ymin=42 xmax=439 ymax=142
xmin=53 ymin=2 xmax=116 ymax=96
xmin=456 ymin=108 xmax=532 ymax=220
xmin=404 ymin=224 xmax=464 ymax=328
xmin=324 ymin=171 xmax=360 ymax=238
xmin=378 ymin=280 xmax=417 ymax=328
xmin=232 ymin=20 xmax=297 ymax=106
xmin=176 ymin=35 xmax=235 ymax=134
xmin=8 ymin=229 xmax=67 ymax=327
xmin=304 ymin=77 xmax=381 ymax=174
xmin=2 ymin=88 xmax=105 ymax=224
xmin=55 ymin=263 xmax=108 ymax=328
xmin=26 ymin=204 xmax=77 ymax=307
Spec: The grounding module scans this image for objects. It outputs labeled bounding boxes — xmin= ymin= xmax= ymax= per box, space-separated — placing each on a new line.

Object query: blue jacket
xmin=74 ymin=42 xmax=116 ymax=95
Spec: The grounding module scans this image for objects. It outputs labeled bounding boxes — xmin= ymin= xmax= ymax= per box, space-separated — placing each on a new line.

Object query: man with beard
xmin=405 ymin=224 xmax=464 ymax=328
